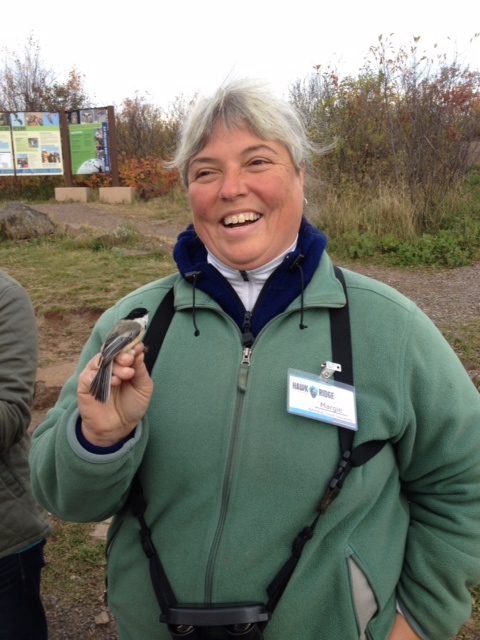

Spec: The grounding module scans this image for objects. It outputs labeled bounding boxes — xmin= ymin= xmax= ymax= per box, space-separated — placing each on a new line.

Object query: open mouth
xmin=223 ymin=212 xmax=261 ymax=228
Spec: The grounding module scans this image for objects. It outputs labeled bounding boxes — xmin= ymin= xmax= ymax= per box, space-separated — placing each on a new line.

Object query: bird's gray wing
xmin=100 ymin=330 xmax=137 ymax=364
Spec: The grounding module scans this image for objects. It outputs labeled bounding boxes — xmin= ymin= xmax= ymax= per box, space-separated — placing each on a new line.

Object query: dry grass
xmin=307 ymin=182 xmax=418 ymax=238
xmin=0 ymin=235 xmax=176 ymax=368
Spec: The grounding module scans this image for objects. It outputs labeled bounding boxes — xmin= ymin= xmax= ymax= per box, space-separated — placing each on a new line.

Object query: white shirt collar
xmin=206 ymin=238 xmax=298 ymax=311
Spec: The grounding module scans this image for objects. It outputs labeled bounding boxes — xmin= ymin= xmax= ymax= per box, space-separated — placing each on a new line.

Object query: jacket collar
xmin=172 ymin=217 xmax=342 ymax=334
xmin=174 ymin=251 xmax=346 ymax=310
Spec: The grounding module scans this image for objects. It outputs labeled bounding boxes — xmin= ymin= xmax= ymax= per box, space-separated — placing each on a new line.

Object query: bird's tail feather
xmin=89 ymin=360 xmax=113 ymax=403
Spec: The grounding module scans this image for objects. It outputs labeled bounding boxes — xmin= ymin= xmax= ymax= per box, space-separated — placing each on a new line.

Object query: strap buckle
xmin=318 ymin=450 xmax=353 ymax=514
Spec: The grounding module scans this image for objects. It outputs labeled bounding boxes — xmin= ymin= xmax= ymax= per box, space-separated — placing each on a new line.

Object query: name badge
xmin=287 ymin=368 xmax=358 ymax=431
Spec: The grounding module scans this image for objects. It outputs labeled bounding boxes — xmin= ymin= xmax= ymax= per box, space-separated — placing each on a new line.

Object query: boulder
xmin=0 ymin=201 xmax=56 ymax=239
xmin=96 ymin=225 xmax=133 ymax=246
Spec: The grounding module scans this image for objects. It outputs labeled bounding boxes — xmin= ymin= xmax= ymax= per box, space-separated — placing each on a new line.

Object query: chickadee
xmin=89 ymin=308 xmax=149 ymax=404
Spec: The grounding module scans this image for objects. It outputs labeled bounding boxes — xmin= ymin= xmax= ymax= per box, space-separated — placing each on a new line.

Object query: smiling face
xmin=187 ymin=122 xmax=305 ymax=271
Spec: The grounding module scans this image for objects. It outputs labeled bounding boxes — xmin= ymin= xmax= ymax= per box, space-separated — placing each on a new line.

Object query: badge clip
xmin=321 ymin=361 xmax=342 ymax=380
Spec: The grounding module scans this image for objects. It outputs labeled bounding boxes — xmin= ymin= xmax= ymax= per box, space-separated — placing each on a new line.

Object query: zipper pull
xmin=241 ymin=346 xmax=252 ymax=366
xmin=242 ymin=311 xmax=254 ymax=347
xmin=239 ymin=346 xmax=252 ymax=390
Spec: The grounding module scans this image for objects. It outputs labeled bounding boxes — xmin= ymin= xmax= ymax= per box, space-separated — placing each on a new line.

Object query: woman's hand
xmin=77 ymin=343 xmax=154 ymax=447
xmin=388 ymin=613 xmax=422 ymax=640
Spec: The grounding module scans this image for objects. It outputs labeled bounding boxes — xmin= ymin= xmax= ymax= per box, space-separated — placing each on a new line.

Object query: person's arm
xmin=394 ymin=307 xmax=480 ymax=639
xmin=30 ymin=304 xmax=153 ymax=523
xmin=0 ymin=273 xmax=38 ymax=452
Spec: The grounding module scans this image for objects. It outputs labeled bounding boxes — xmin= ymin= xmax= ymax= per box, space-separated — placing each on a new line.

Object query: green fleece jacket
xmin=30 ymin=253 xmax=480 ymax=640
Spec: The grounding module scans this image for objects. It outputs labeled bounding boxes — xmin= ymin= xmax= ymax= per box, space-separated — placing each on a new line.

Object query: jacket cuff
xmin=66 ymin=410 xmax=142 ymax=463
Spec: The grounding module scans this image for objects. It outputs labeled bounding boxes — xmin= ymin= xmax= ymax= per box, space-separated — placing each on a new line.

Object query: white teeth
xmin=223 ymin=212 xmax=260 ymax=226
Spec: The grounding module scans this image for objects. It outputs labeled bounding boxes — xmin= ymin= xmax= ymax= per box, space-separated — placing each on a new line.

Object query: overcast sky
xmin=2 ymin=0 xmax=479 ymax=110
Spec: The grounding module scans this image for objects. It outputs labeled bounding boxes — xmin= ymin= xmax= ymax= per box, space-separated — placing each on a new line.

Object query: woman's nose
xmin=219 ymin=171 xmax=248 ymax=200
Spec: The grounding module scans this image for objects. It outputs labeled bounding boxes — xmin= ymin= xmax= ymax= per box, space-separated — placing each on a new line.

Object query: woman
xmin=30 ymin=79 xmax=480 ymax=640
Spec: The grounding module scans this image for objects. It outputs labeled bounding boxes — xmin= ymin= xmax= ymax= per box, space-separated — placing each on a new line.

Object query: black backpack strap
xmin=143 ymin=287 xmax=175 ymax=375
xmin=129 ymin=474 xmax=177 ymax=612
xmin=326 ymin=267 xmax=387 ymax=508
xmin=128 ymin=287 xmax=178 ymax=613
xmin=265 ymin=266 xmax=387 ymax=617
xmin=331 ymin=266 xmax=354 ymax=387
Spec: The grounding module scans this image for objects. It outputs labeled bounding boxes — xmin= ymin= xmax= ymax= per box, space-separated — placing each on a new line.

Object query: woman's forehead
xmin=191 ymin=123 xmax=286 ymax=160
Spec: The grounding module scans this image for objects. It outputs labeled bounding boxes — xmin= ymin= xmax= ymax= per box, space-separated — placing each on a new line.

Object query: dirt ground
xmin=29 ymin=201 xmax=480 ymax=639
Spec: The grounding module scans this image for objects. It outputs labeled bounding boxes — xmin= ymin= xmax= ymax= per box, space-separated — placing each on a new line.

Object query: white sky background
xmin=1 ymin=0 xmax=479 ymax=110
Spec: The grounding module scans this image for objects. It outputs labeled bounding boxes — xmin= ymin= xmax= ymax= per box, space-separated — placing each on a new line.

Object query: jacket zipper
xmin=201 ymin=263 xmax=303 ymax=601
xmin=204 ymin=323 xmax=253 ymax=602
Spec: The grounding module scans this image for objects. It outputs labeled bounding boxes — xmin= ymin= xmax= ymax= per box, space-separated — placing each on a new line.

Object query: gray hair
xmin=170 ymin=78 xmax=316 ymax=186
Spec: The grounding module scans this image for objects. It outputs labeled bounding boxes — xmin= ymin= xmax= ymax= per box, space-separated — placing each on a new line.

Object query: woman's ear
xmin=299 ymin=162 xmax=306 ymax=189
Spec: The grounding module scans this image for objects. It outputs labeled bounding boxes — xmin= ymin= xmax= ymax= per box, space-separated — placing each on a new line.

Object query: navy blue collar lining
xmin=173 ymin=217 xmax=328 ymax=336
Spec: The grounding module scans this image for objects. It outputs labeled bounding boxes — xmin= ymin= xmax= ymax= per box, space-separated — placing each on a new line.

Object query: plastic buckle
xmin=139 ymin=530 xmax=156 ymax=558
xmin=329 ymin=450 xmax=352 ymax=492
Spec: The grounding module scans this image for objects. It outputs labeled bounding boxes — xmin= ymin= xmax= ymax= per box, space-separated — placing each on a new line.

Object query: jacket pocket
xmin=347 ymin=552 xmax=378 ymax=640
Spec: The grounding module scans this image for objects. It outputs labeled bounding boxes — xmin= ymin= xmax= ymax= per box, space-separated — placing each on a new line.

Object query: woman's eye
xmin=250 ymin=158 xmax=270 ymax=167
xmin=196 ymin=169 xmax=214 ymax=180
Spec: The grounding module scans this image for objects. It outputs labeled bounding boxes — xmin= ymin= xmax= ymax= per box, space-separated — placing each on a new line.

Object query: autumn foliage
xmin=291 ymin=35 xmax=480 ymax=232
xmin=0 ymin=159 xmax=181 ymax=201
xmin=72 ymin=157 xmax=181 ymax=199
xmin=118 ymin=157 xmax=181 ymax=199
xmin=0 ymin=34 xmax=90 ymax=112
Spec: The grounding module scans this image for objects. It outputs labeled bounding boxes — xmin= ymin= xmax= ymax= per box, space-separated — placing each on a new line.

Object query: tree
xmin=291 ymin=35 xmax=480 ymax=231
xmin=115 ymin=92 xmax=195 ymax=161
xmin=42 ymin=67 xmax=90 ymax=111
xmin=0 ymin=34 xmax=90 ymax=112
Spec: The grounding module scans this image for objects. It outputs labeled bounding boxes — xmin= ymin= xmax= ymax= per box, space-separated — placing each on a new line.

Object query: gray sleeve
xmin=0 ymin=271 xmax=38 ymax=452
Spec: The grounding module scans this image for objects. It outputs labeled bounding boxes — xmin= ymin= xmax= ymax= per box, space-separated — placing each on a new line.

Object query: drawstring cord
xmin=186 ymin=254 xmax=307 ymax=337
xmin=185 ymin=271 xmax=202 ymax=337
xmin=290 ymin=255 xmax=308 ymax=330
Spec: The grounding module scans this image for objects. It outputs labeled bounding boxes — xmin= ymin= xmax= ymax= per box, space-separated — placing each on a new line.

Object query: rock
xmin=94 ymin=611 xmax=111 ymax=626
xmin=96 ymin=225 xmax=133 ymax=246
xmin=91 ymin=519 xmax=112 ymax=541
xmin=0 ymin=201 xmax=56 ymax=239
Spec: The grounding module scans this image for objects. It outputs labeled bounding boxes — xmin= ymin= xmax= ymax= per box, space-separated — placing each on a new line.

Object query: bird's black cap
xmin=125 ymin=307 xmax=148 ymax=320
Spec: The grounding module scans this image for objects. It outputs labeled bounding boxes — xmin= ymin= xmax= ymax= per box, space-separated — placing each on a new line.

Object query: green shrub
xmin=0 ymin=175 xmax=64 ymax=201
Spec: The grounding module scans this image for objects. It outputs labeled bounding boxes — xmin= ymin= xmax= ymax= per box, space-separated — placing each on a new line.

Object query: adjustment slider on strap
xmin=318 ymin=450 xmax=353 ymax=515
